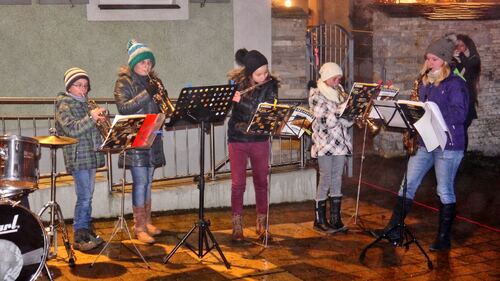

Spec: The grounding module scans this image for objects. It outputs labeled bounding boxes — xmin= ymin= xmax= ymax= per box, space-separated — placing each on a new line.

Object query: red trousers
xmin=228 ymin=141 xmax=269 ymax=216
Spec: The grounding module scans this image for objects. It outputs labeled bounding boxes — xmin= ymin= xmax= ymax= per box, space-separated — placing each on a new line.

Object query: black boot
xmin=372 ymin=196 xmax=413 ymax=244
xmin=329 ymin=196 xmax=347 ymax=233
xmin=429 ymin=203 xmax=456 ymax=251
xmin=314 ymin=200 xmax=333 ymax=233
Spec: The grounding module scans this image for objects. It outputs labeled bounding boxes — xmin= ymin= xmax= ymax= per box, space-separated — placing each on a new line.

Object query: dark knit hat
xmin=425 ymin=38 xmax=455 ymax=64
xmin=235 ymin=48 xmax=268 ymax=76
xmin=127 ymin=39 xmax=156 ymax=70
xmin=64 ymin=67 xmax=90 ymax=92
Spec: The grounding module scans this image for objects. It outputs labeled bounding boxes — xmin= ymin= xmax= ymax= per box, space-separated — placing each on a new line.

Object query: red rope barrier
xmin=356 ymin=179 xmax=500 ymax=233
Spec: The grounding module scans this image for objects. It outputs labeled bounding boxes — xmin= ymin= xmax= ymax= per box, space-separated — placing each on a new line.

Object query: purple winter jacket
xmin=418 ymin=74 xmax=469 ymax=151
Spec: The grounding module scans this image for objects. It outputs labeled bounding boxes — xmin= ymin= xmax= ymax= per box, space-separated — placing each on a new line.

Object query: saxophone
xmin=148 ymin=72 xmax=175 ymax=117
xmin=402 ymin=69 xmax=430 ymax=155
xmin=88 ymin=99 xmax=112 ymax=138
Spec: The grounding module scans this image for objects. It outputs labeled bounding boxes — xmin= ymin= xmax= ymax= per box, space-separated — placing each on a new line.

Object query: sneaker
xmin=89 ymin=227 xmax=104 ymax=246
xmin=73 ymin=229 xmax=99 ymax=252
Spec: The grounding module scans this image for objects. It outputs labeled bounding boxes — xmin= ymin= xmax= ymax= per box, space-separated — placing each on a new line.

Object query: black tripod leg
xmin=163 ymin=224 xmax=197 ymax=264
xmin=202 ymin=226 xmax=212 ymax=252
xmin=359 ymin=233 xmax=385 ymax=262
xmin=204 ymin=226 xmax=231 ymax=269
xmin=403 ymin=227 xmax=434 ymax=270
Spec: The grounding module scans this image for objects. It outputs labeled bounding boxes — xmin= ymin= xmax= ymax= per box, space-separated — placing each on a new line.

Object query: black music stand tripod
xmin=359 ymin=102 xmax=433 ymax=270
xmin=162 ymin=84 xmax=235 ymax=269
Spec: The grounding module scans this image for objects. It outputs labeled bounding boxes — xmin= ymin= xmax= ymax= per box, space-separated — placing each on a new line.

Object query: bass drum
xmin=0 ymin=200 xmax=47 ymax=281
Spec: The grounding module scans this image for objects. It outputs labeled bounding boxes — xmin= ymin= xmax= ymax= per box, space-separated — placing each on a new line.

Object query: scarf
xmin=66 ymin=92 xmax=87 ymax=103
xmin=427 ymin=69 xmax=441 ymax=84
xmin=317 ymin=79 xmax=346 ymax=104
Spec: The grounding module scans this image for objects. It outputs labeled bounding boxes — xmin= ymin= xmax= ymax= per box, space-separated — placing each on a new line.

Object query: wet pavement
xmin=40 ymin=130 xmax=499 ymax=280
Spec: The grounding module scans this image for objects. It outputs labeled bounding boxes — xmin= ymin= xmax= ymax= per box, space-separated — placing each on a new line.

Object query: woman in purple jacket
xmin=377 ymin=38 xmax=469 ymax=251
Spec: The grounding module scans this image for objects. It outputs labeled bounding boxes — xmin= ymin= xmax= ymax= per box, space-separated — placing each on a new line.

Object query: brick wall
xmin=271 ymin=7 xmax=308 ymax=99
xmin=372 ymin=11 xmax=500 ymax=156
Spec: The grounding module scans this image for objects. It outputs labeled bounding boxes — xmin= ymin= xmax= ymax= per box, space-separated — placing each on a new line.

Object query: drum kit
xmin=0 ymin=133 xmax=78 ymax=281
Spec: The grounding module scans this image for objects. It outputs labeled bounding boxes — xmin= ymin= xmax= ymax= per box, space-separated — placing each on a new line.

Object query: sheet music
xmin=246 ymin=103 xmax=291 ymax=135
xmin=369 ymin=87 xmax=400 ymax=119
xmin=280 ymin=106 xmax=315 ymax=138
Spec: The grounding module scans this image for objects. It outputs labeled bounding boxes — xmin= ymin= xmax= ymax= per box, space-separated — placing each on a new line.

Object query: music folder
xmin=100 ymin=113 xmax=165 ymax=151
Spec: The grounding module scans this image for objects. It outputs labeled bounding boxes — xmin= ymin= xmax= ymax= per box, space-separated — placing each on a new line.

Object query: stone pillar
xmin=271 ymin=6 xmax=308 ymax=99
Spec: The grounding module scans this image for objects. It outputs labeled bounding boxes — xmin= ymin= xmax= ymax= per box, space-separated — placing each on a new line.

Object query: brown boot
xmin=232 ymin=214 xmax=244 ymax=242
xmin=256 ymin=213 xmax=272 ymax=241
xmin=133 ymin=206 xmax=155 ymax=244
xmin=145 ymin=200 xmax=161 ymax=236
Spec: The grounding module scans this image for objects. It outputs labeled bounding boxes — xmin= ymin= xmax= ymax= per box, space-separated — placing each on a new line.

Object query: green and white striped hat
xmin=127 ymin=39 xmax=156 ymax=70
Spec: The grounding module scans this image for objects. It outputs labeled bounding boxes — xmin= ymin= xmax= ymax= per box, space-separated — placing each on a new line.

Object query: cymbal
xmin=33 ymin=135 xmax=79 ymax=146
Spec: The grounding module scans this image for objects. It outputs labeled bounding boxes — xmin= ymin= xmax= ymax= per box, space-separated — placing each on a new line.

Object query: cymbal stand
xmin=91 ymin=149 xmax=150 ymax=268
xmin=38 ymin=145 xmax=75 ymax=267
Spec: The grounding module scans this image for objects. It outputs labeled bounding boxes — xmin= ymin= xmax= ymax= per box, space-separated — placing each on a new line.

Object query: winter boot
xmin=73 ymin=229 xmax=99 ymax=252
xmin=372 ymin=196 xmax=413 ymax=244
xmin=256 ymin=213 xmax=272 ymax=242
xmin=133 ymin=206 xmax=155 ymax=244
xmin=429 ymin=203 xmax=456 ymax=251
xmin=313 ymin=200 xmax=334 ymax=233
xmin=145 ymin=200 xmax=162 ymax=236
xmin=231 ymin=214 xmax=244 ymax=242
xmin=329 ymin=197 xmax=348 ymax=233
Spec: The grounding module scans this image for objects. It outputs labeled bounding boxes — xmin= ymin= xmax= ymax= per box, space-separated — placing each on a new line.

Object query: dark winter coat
xmin=114 ymin=67 xmax=166 ymax=168
xmin=227 ymin=78 xmax=279 ymax=143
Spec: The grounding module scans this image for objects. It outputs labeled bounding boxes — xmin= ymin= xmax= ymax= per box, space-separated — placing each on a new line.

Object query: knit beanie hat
xmin=235 ymin=48 xmax=268 ymax=76
xmin=127 ymin=39 xmax=156 ymax=70
xmin=319 ymin=62 xmax=343 ymax=81
xmin=426 ymin=38 xmax=455 ymax=64
xmin=64 ymin=67 xmax=90 ymax=92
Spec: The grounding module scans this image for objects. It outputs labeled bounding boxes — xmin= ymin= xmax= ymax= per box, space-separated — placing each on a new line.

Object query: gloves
xmin=146 ymin=82 xmax=159 ymax=97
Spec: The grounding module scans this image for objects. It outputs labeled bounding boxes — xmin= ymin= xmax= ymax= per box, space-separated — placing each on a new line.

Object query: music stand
xmin=91 ymin=113 xmax=165 ymax=269
xmin=359 ymin=100 xmax=433 ymax=270
xmin=338 ymin=82 xmax=382 ymax=230
xmin=245 ymin=102 xmax=294 ymax=247
xmin=349 ymin=85 xmax=399 ymax=231
xmin=162 ymin=84 xmax=235 ymax=269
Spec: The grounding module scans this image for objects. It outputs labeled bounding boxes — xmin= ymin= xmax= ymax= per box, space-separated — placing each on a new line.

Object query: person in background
xmin=227 ymin=48 xmax=279 ymax=243
xmin=308 ymin=62 xmax=352 ymax=234
xmin=375 ymin=38 xmax=469 ymax=251
xmin=55 ymin=67 xmax=106 ymax=251
xmin=453 ymin=34 xmax=481 ymax=132
xmin=114 ymin=39 xmax=165 ymax=244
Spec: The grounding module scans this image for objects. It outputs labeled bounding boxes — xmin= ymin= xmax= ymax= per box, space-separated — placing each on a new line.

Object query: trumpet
xmin=354 ymin=86 xmax=380 ymax=135
xmin=88 ymin=99 xmax=112 ymax=138
xmin=148 ymin=72 xmax=175 ymax=116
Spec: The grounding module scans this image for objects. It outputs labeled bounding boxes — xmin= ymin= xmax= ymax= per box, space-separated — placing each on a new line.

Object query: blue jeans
xmin=130 ymin=166 xmax=155 ymax=207
xmin=73 ymin=169 xmax=96 ymax=231
xmin=399 ymin=148 xmax=464 ymax=204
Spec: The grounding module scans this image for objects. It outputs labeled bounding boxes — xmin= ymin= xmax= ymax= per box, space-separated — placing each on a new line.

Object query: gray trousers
xmin=316 ymin=155 xmax=346 ymax=201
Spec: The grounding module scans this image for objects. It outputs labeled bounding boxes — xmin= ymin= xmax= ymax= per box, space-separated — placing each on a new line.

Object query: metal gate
xmin=306 ymin=24 xmax=354 ymax=89
xmin=306 ymin=24 xmax=354 ymax=177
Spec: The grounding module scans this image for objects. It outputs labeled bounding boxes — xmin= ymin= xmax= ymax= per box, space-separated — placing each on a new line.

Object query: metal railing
xmin=0 ymin=97 xmax=310 ymax=192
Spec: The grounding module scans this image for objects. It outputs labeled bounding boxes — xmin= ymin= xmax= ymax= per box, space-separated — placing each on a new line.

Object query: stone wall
xmin=271 ymin=7 xmax=309 ymax=99
xmin=372 ymin=11 xmax=500 ymax=156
